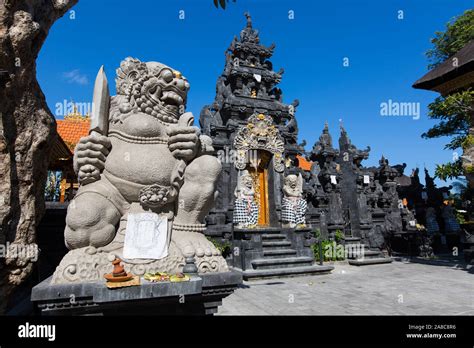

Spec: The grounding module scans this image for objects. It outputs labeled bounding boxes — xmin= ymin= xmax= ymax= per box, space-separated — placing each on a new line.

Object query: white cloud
xmin=62 ymin=69 xmax=89 ymax=85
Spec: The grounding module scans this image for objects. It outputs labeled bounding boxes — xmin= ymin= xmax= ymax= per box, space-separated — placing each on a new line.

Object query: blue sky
xmin=37 ymin=0 xmax=473 ymax=186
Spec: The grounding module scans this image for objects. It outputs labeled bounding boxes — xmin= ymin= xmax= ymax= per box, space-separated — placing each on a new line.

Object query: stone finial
xmin=244 ymin=12 xmax=252 ymax=28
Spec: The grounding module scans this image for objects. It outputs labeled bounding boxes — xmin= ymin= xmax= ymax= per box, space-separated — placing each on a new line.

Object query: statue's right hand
xmin=74 ymin=134 xmax=112 ymax=184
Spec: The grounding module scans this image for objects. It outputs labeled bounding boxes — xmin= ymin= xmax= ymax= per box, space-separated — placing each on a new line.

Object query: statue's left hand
xmin=167 ymin=124 xmax=200 ymax=162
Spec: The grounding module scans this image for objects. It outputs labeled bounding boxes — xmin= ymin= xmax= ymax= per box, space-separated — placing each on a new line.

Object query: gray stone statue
xmin=282 ymin=174 xmax=307 ymax=228
xmin=233 ymin=170 xmax=259 ymax=228
xmin=53 ymin=57 xmax=228 ymax=284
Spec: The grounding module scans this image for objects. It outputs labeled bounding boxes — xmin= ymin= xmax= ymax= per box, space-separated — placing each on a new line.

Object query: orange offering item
xmin=104 ymin=258 xmax=133 ymax=282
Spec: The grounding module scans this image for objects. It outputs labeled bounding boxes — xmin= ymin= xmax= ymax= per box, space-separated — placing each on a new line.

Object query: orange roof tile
xmin=57 ymin=119 xmax=90 ymax=152
xmin=297 ymin=155 xmax=312 ymax=171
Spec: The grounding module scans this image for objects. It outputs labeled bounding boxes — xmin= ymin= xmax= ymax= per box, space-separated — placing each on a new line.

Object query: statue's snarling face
xmin=284 ymin=175 xmax=301 ymax=197
xmin=115 ymin=57 xmax=190 ymax=124
xmin=242 ymin=174 xmax=253 ymax=189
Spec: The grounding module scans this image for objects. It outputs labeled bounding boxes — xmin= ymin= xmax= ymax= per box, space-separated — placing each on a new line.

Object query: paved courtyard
xmin=218 ymin=258 xmax=474 ymax=315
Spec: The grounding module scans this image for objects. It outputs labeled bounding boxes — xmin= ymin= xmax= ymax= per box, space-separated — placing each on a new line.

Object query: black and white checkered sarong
xmin=281 ymin=197 xmax=307 ymax=225
xmin=233 ymin=197 xmax=259 ymax=226
xmin=444 ymin=217 xmax=460 ymax=232
xmin=426 ymin=218 xmax=439 ymax=234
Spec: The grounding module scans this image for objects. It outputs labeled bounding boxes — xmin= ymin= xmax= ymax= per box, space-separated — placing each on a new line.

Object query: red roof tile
xmin=57 ymin=119 xmax=90 ymax=152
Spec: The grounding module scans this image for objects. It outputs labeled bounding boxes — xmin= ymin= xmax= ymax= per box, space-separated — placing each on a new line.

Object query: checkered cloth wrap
xmin=281 ymin=197 xmax=307 ymax=225
xmin=233 ymin=197 xmax=259 ymax=226
xmin=426 ymin=218 xmax=439 ymax=234
xmin=444 ymin=217 xmax=460 ymax=232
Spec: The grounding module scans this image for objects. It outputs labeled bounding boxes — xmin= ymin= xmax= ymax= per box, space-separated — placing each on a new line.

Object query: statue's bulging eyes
xmin=149 ymin=85 xmax=157 ymax=95
xmin=161 ymin=69 xmax=174 ymax=83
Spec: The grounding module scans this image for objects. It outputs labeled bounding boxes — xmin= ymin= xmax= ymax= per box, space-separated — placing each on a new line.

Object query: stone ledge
xmin=31 ymin=271 xmax=242 ymax=315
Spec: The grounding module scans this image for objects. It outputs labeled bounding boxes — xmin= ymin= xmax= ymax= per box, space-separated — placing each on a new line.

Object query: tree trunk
xmin=0 ymin=0 xmax=78 ymax=313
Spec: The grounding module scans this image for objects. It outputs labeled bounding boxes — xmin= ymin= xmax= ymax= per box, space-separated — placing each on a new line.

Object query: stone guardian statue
xmin=53 ymin=57 xmax=228 ymax=284
xmin=282 ymin=174 xmax=307 ymax=228
xmin=233 ymin=170 xmax=259 ymax=228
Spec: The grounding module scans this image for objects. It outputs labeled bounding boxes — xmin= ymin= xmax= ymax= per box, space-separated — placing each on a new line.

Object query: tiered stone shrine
xmin=201 ymin=13 xmax=333 ymax=279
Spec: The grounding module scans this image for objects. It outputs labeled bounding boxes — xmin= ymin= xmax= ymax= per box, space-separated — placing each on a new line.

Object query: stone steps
xmin=345 ymin=248 xmax=381 ymax=258
xmin=262 ymin=234 xmax=287 ymax=240
xmin=262 ymin=241 xmax=292 ymax=248
xmin=344 ymin=237 xmax=361 ymax=243
xmin=263 ymin=249 xmax=297 ymax=257
xmin=239 ymin=264 xmax=334 ymax=280
xmin=252 ymin=256 xmax=314 ymax=270
xmin=344 ymin=241 xmax=392 ymax=265
xmin=348 ymin=258 xmax=393 ymax=266
xmin=235 ymin=230 xmax=334 ymax=279
xmin=363 ymin=250 xmax=383 ymax=258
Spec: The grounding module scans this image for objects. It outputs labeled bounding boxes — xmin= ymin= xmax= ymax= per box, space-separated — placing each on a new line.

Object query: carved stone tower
xmin=201 ymin=13 xmax=303 ymax=236
xmin=337 ymin=124 xmax=371 ymax=239
xmin=201 ymin=13 xmax=332 ymax=279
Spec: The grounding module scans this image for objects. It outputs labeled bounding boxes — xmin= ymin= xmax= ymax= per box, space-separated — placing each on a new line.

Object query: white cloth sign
xmin=330 ymin=175 xmax=337 ymax=185
xmin=123 ymin=213 xmax=168 ymax=260
xmin=253 ymin=73 xmax=262 ymax=82
xmin=363 ymin=175 xmax=370 ymax=184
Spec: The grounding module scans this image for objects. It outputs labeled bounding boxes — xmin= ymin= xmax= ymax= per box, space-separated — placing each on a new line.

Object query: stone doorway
xmin=247 ymin=150 xmax=272 ymax=226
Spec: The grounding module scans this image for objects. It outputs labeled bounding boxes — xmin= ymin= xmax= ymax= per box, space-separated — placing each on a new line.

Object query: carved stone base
xmin=52 ymin=240 xmax=229 ymax=284
xmin=51 ymin=242 xmax=184 ymax=284
xmin=195 ymin=254 xmax=229 ymax=273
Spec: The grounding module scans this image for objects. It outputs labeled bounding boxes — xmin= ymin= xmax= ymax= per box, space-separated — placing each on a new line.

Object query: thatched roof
xmin=413 ymin=39 xmax=474 ymax=92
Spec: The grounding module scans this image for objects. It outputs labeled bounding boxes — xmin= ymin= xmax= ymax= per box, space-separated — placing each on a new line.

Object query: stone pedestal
xmin=31 ymin=271 xmax=242 ymax=316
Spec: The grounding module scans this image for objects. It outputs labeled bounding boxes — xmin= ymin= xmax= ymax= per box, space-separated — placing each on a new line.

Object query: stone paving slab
xmin=217 ymin=259 xmax=474 ymax=315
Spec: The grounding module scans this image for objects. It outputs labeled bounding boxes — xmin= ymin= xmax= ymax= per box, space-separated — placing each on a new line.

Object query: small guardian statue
xmin=282 ymin=174 xmax=307 ymax=228
xmin=233 ymin=170 xmax=259 ymax=228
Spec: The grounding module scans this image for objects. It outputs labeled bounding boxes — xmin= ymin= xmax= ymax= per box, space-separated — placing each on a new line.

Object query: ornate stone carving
xmin=233 ymin=113 xmax=285 ymax=172
xmin=52 ymin=244 xmax=184 ymax=284
xmin=138 ymin=184 xmax=173 ymax=208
